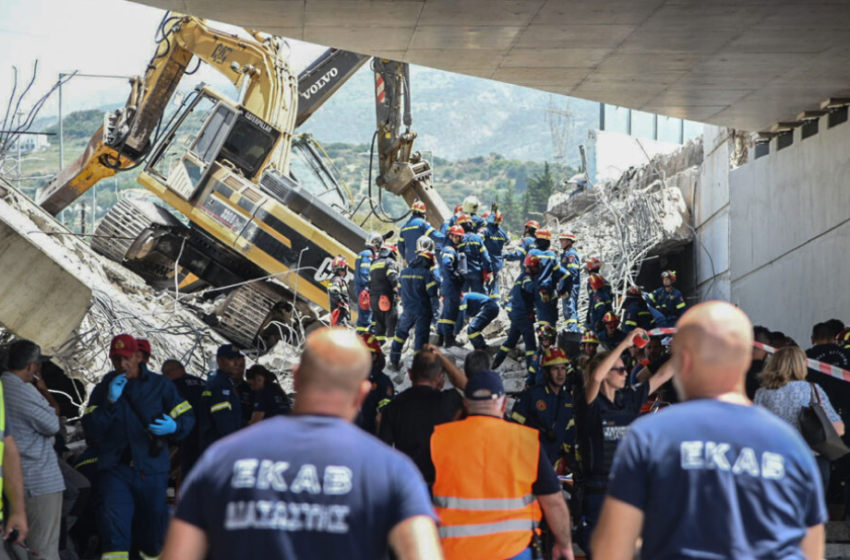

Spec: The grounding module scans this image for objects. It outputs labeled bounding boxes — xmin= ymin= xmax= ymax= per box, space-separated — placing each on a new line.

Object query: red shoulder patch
xmin=536 ymin=400 xmax=547 ymax=411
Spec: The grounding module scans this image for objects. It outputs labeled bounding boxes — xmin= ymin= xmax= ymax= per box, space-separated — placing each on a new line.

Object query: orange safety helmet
xmin=541 ymin=347 xmax=571 ymax=368
xmin=524 ymin=255 xmax=542 ymax=274
xmin=536 ymin=324 xmax=557 ymax=340
xmin=411 ymin=200 xmax=427 ymax=214
xmin=602 ymin=312 xmax=620 ymax=327
xmin=456 ymin=213 xmax=473 ymax=226
xmin=492 ymin=211 xmax=504 ymax=224
xmin=378 ymin=244 xmax=398 ymax=259
xmin=453 ymin=204 xmax=463 ymax=214
xmin=361 ymin=333 xmax=383 ymax=355
xmin=535 ymin=227 xmax=553 ymax=240
xmin=626 ymin=286 xmax=642 ymax=296
xmin=331 ymin=255 xmax=348 ymax=273
xmin=524 ymin=220 xmax=540 ymax=231
xmin=448 ymin=225 xmax=466 ymax=237
xmin=586 ymin=257 xmax=601 ymax=271
xmin=589 ymin=273 xmax=606 ymax=291
xmin=662 ymin=270 xmax=677 ymax=282
xmin=559 ymin=232 xmax=576 ymax=242
xmin=481 ymin=211 xmax=491 ymax=220
xmin=581 ymin=332 xmax=600 ymax=345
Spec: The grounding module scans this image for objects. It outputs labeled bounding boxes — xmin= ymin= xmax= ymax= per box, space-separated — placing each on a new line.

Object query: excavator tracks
xmin=216 ymin=282 xmax=281 ymax=349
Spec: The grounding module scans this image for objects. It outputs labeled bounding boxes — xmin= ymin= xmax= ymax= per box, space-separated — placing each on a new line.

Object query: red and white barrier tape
xmin=644 ymin=328 xmax=850 ymax=383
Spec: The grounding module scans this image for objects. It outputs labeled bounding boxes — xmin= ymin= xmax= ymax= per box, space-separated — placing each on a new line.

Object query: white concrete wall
xmin=727 ymin=116 xmax=850 ymax=344
xmin=696 ymin=125 xmax=731 ymax=302
xmin=588 ymin=130 xmax=683 ymax=183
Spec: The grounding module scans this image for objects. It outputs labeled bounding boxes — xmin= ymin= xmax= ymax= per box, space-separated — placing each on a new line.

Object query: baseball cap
xmin=217 ymin=344 xmax=244 ymax=359
xmin=463 ymin=370 xmax=505 ymax=401
xmin=109 ymin=334 xmax=139 ymax=359
xmin=136 ymin=339 xmax=152 ymax=357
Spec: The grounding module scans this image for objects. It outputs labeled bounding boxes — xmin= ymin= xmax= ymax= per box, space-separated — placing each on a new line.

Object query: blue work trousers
xmin=463 ymin=274 xmax=485 ymax=295
xmin=467 ymin=306 xmax=499 ymax=349
xmin=493 ymin=315 xmax=537 ymax=369
xmin=562 ymin=292 xmax=580 ymax=332
xmin=99 ymin=464 xmax=168 ymax=559
xmin=536 ymin=298 xmax=559 ymax=328
xmin=438 ymin=295 xmax=461 ymax=338
xmin=356 ymin=307 xmax=373 ymax=333
xmin=390 ymin=309 xmax=432 ymax=365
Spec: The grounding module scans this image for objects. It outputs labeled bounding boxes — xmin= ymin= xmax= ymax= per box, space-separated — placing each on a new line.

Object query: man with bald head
xmin=162 ymin=328 xmax=443 ymax=560
xmin=592 ymin=302 xmax=826 ymax=560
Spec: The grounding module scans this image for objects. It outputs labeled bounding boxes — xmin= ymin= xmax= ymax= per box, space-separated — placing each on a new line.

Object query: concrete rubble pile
xmin=0 ymin=181 xmax=301 ymax=409
xmin=546 ymin=137 xmax=703 ymax=315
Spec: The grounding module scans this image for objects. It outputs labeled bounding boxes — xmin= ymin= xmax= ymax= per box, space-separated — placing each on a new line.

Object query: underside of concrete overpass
xmin=129 ymin=0 xmax=850 ymax=132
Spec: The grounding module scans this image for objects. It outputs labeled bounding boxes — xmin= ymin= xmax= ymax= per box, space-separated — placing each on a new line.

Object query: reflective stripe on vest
xmin=431 ymin=416 xmax=542 ymax=560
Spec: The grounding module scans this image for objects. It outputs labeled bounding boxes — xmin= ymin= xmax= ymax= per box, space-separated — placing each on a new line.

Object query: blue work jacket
xmin=398 ymin=216 xmax=445 ymax=263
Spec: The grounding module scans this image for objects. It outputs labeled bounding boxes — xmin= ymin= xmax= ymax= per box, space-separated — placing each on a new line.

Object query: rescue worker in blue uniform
xmin=356 ymin=333 xmax=395 ymax=435
xmin=622 ymin=286 xmax=655 ymax=333
xmin=528 ymin=227 xmax=559 ymax=328
xmin=481 ymin=210 xmax=510 ymax=298
xmin=454 ymin=292 xmax=500 ymax=349
xmin=162 ymin=359 xmax=205 ymax=477
xmin=526 ymin=324 xmax=557 ymax=389
xmin=416 ymin=236 xmax=442 ymax=331
xmin=354 ymin=234 xmax=383 ymax=334
xmin=82 ymin=334 xmax=194 ymax=560
xmin=597 ymin=312 xmax=627 ymax=349
xmin=438 ymin=225 xmax=466 ymax=348
xmin=456 ymin=213 xmax=492 ymax=294
xmin=397 ymin=200 xmax=445 ymax=264
xmin=389 ymin=249 xmax=439 ymax=368
xmin=558 ymin=231 xmax=582 ymax=332
xmin=511 ymin=347 xmax=576 ymax=468
xmin=198 ymin=344 xmax=250 ymax=452
xmin=649 ymin=270 xmax=687 ymax=327
xmin=503 ymin=220 xmax=540 ymax=263
xmin=587 ymin=273 xmax=613 ymax=333
xmin=461 ymin=195 xmax=486 ymax=230
xmin=492 ymin=255 xmax=542 ymax=370
xmin=439 ymin=203 xmax=464 ymax=248
xmin=369 ymin=244 xmax=401 ymax=343
xmin=328 ymin=255 xmax=351 ymax=327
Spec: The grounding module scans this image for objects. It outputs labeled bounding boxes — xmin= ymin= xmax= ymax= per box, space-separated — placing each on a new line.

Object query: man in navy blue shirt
xmin=593 ymin=302 xmax=826 ymax=560
xmin=161 ymin=327 xmax=441 ymax=560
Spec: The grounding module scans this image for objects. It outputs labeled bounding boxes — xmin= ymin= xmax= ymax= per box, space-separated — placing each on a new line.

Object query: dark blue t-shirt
xmin=176 ymin=415 xmax=436 ymax=560
xmin=608 ymin=400 xmax=826 ymax=560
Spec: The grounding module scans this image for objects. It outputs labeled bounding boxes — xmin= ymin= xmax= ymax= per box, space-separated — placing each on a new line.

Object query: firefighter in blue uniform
xmin=389 ymin=249 xmax=439 ymax=369
xmin=526 ymin=324 xmax=557 ymax=389
xmin=622 ymin=286 xmax=655 ymax=333
xmin=439 ymin=203 xmax=464 ymax=247
xmin=369 ymin=244 xmax=401 ymax=343
xmin=649 ymin=270 xmax=687 ymax=327
xmin=456 ymin=213 xmax=492 ymax=294
xmin=492 ymin=255 xmax=542 ymax=370
xmin=503 ymin=220 xmax=540 ymax=263
xmin=354 ymin=234 xmax=383 ymax=334
xmin=481 ymin=210 xmax=510 ymax=298
xmin=454 ymin=292 xmax=500 ymax=349
xmin=558 ymin=231 xmax=582 ymax=332
xmin=597 ymin=312 xmax=627 ymax=349
xmin=511 ymin=347 xmax=576 ymax=468
xmin=397 ymin=200 xmax=445 ymax=264
xmin=461 ymin=195 xmax=486 ymax=230
xmin=198 ymin=344 xmax=250 ymax=452
xmin=162 ymin=359 xmax=205 ymax=477
xmin=528 ymin=227 xmax=559 ymax=328
xmin=328 ymin=255 xmax=351 ymax=327
xmin=356 ymin=333 xmax=395 ymax=435
xmin=416 ymin=236 xmax=442 ymax=331
xmin=587 ymin=272 xmax=613 ymax=333
xmin=438 ymin=225 xmax=466 ymax=347
xmin=82 ymin=334 xmax=194 ymax=560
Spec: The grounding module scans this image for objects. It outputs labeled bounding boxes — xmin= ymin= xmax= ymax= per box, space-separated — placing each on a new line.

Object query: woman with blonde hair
xmin=755 ymin=346 xmax=843 ymax=487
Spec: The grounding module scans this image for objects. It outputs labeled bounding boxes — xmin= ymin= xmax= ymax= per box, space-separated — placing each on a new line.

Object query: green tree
xmin=501 ymin=180 xmax=518 ymax=232
xmin=528 ymin=162 xmax=555 ymax=214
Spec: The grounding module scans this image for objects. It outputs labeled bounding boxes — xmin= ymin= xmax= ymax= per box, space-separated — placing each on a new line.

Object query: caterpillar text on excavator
xmin=36 ymin=13 xmax=450 ymax=350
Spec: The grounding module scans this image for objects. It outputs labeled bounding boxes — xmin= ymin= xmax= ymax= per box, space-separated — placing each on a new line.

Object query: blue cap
xmin=217 ymin=344 xmax=244 ymax=359
xmin=464 ymin=370 xmax=505 ymax=401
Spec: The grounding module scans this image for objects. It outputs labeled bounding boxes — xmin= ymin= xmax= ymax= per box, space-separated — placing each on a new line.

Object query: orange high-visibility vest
xmin=431 ymin=415 xmax=542 ymax=560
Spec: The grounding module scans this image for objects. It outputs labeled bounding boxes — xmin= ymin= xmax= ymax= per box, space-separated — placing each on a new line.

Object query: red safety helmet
xmin=454 ymin=204 xmax=463 ymax=214
xmin=662 ymin=270 xmax=677 ymax=282
xmin=535 ymin=227 xmax=553 ymax=240
xmin=361 ymin=333 xmax=383 ymax=355
xmin=586 ymin=257 xmax=601 ymax=271
xmin=448 ymin=225 xmax=466 ymax=237
xmin=602 ymin=312 xmax=620 ymax=327
xmin=378 ymin=244 xmax=398 ymax=259
xmin=411 ymin=200 xmax=427 ymax=214
xmin=456 ymin=213 xmax=473 ymax=226
xmin=626 ymin=286 xmax=642 ymax=296
xmin=536 ymin=324 xmax=557 ymax=341
xmin=481 ymin=211 xmax=491 ymax=220
xmin=524 ymin=220 xmax=540 ymax=231
xmin=136 ymin=338 xmax=152 ymax=358
xmin=581 ymin=332 xmax=600 ymax=345
xmin=589 ymin=273 xmax=606 ymax=291
xmin=837 ymin=328 xmax=850 ymax=348
xmin=559 ymin=232 xmax=576 ymax=242
xmin=417 ymin=249 xmax=435 ymax=263
xmin=542 ymin=347 xmax=571 ymax=368
xmin=331 ymin=255 xmax=348 ymax=273
xmin=492 ymin=211 xmax=504 ymax=224
xmin=524 ymin=255 xmax=542 ymax=274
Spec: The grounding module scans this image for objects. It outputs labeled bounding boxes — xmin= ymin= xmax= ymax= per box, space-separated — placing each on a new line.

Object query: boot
xmin=436 ymin=334 xmax=445 ymax=347
xmin=445 ymin=336 xmax=463 ymax=348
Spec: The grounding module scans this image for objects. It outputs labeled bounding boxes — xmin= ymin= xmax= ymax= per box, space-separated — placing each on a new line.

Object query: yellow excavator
xmin=37 ymin=13 xmax=449 ymax=349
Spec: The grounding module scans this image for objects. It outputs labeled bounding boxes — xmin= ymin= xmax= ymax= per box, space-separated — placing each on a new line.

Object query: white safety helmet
xmin=462 ymin=195 xmax=480 ymax=215
xmin=416 ymin=235 xmax=435 ymax=253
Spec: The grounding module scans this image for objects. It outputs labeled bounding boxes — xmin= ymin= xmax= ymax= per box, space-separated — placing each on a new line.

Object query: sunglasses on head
xmin=609 ymin=367 xmax=627 ymax=374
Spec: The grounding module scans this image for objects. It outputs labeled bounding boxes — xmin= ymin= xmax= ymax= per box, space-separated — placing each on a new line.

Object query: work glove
xmin=148 ymin=414 xmax=177 ymax=436
xmin=107 ymin=374 xmax=128 ymax=403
